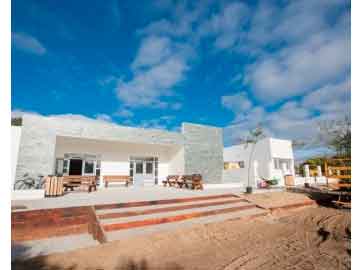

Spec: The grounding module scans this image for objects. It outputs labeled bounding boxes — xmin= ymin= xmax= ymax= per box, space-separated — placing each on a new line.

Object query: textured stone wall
xmin=182 ymin=123 xmax=223 ymax=184
xmin=15 ymin=114 xmax=184 ymax=185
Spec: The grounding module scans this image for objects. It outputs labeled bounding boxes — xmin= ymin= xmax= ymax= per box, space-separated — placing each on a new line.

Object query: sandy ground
xmin=12 ymin=204 xmax=350 ymax=270
xmin=244 ymin=191 xmax=315 ymax=209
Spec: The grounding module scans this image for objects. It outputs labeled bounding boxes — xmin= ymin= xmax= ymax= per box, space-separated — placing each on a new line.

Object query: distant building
xmin=223 ymin=138 xmax=295 ymax=188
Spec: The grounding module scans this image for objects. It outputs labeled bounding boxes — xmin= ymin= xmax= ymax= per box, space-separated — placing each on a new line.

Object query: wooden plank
xmin=327 ymin=166 xmax=351 ymax=170
xmin=328 ymin=175 xmax=351 ymax=179
xmin=44 ymin=177 xmax=50 ymax=196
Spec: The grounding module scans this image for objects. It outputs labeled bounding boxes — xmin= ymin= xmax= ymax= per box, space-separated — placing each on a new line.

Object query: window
xmin=146 ymin=162 xmax=153 ymax=174
xmin=63 ymin=159 xmax=69 ymax=174
xmin=55 ymin=159 xmax=64 ymax=175
xmin=84 ymin=160 xmax=95 ymax=174
xmin=273 ymin=158 xmax=291 ymax=170
xmin=224 ymin=161 xmax=245 ymax=170
xmin=136 ymin=162 xmax=143 ymax=174
xmin=96 ymin=160 xmax=101 ymax=176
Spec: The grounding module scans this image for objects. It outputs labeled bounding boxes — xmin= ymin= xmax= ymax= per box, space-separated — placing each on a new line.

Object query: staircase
xmin=93 ymin=194 xmax=268 ymax=242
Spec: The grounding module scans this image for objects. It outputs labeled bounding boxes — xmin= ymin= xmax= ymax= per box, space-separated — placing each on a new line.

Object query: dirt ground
xmin=13 ymin=193 xmax=351 ymax=270
xmin=244 ymin=191 xmax=315 ymax=209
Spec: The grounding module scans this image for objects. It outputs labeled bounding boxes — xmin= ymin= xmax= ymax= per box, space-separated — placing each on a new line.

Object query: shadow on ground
xmin=287 ymin=188 xmax=350 ymax=210
xmin=13 ymin=257 xmax=184 ymax=270
xmin=12 ymin=243 xmax=183 ymax=270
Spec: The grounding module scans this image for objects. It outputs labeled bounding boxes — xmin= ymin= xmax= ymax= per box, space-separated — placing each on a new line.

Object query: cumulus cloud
xmin=117 ymin=55 xmax=188 ymax=108
xmin=114 ymin=108 xmax=134 ymax=118
xmin=12 ymin=32 xmax=46 ymax=55
xmin=199 ymin=2 xmax=250 ymax=50
xmin=222 ymin=76 xmax=350 ymax=160
xmin=246 ymin=29 xmax=350 ymax=103
xmin=222 ymin=92 xmax=253 ymax=113
xmin=131 ymin=36 xmax=173 ymax=70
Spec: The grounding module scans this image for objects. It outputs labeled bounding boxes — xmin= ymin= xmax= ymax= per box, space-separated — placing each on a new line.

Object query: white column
xmin=253 ymin=160 xmax=259 ymax=187
xmin=99 ymin=174 xmax=104 ymax=188
xmin=267 ymin=161 xmax=273 ymax=179
xmin=290 ymin=160 xmax=295 ymax=175
xmin=317 ymin=166 xmax=322 ymax=177
xmin=281 ymin=162 xmax=287 ymax=174
xmin=304 ymin=164 xmax=310 ymax=177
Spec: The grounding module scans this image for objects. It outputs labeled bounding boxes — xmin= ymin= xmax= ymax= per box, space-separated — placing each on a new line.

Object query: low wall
xmin=12 ymin=206 xmax=93 ymax=242
xmin=12 ymin=190 xmax=45 ymax=200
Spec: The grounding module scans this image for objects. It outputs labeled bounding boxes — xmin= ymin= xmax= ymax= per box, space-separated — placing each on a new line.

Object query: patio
xmin=11 ymin=185 xmax=254 ymax=211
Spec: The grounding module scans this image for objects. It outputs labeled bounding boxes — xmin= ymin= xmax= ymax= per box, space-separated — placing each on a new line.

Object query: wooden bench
xmin=163 ymin=174 xmax=204 ymax=190
xmin=190 ymin=174 xmax=204 ymax=190
xmin=63 ymin=176 xmax=97 ymax=192
xmin=103 ymin=175 xmax=132 ymax=187
xmin=162 ymin=175 xmax=179 ymax=187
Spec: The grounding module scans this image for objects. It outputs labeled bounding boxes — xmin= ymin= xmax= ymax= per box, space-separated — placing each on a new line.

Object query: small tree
xmin=319 ymin=116 xmax=351 ymax=157
xmin=239 ymin=124 xmax=266 ymax=193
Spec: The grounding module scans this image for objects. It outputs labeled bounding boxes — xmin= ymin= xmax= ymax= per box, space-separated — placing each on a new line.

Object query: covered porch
xmin=54 ymin=136 xmax=183 ymax=188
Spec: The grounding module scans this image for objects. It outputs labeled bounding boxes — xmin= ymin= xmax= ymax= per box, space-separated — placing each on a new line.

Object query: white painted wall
xmin=168 ymin=147 xmax=184 ymax=175
xmin=223 ymin=137 xmax=294 ymax=187
xmin=55 ymin=136 xmax=180 ymax=186
xmin=11 ymin=126 xmax=22 ymax=189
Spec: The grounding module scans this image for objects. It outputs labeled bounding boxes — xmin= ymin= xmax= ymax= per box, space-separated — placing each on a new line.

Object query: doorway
xmin=69 ymin=159 xmax=83 ymax=175
xmin=130 ymin=157 xmax=158 ymax=185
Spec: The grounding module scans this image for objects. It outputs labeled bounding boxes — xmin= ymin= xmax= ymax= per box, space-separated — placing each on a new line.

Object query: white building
xmin=11 ymin=114 xmax=295 ymax=192
xmin=223 ymin=138 xmax=295 ymax=188
xmin=12 ymin=114 xmax=223 ymax=188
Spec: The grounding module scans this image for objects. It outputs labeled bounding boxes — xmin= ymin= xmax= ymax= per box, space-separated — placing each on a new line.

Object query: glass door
xmin=134 ymin=160 xmax=145 ymax=186
xmin=130 ymin=157 xmax=157 ymax=185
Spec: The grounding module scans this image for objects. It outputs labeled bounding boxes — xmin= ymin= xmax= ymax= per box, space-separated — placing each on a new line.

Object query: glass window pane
xmin=146 ymin=162 xmax=153 ymax=174
xmin=136 ymin=162 xmax=143 ymax=174
xmin=85 ymin=160 xmax=95 ymax=174
xmin=63 ymin=160 xmax=69 ymax=173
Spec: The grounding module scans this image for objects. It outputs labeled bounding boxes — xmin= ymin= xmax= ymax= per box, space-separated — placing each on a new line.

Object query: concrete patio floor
xmin=11 ymin=185 xmax=284 ymax=211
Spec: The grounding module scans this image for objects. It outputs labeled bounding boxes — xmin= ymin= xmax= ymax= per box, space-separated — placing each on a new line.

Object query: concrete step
xmin=96 ymin=197 xmax=246 ymax=217
xmin=100 ymin=201 xmax=255 ymax=227
xmin=94 ymin=193 xmax=238 ymax=210
xmin=106 ymin=207 xmax=268 ymax=242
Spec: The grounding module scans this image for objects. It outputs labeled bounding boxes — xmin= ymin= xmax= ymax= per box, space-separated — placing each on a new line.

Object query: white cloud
xmin=246 ymin=30 xmax=350 ymax=103
xmin=117 ymin=55 xmax=188 ymax=108
xmin=222 ymin=92 xmax=253 ymax=113
xmin=302 ymin=78 xmax=350 ymax=114
xmin=12 ymin=32 xmax=46 ymax=55
xmin=198 ymin=2 xmax=250 ymax=50
xmin=114 ymin=108 xmax=134 ymax=118
xmin=131 ymin=36 xmax=173 ymax=70
xmin=196 ymin=0 xmax=350 ymax=105
xmin=222 ymin=75 xmax=350 ymax=160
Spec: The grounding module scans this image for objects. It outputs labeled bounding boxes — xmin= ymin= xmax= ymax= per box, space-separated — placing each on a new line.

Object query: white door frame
xmin=82 ymin=159 xmax=96 ymax=176
xmin=132 ymin=157 xmax=155 ymax=185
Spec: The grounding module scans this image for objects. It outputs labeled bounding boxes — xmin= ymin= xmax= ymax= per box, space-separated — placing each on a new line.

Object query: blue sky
xmin=11 ymin=0 xmax=350 ymax=160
